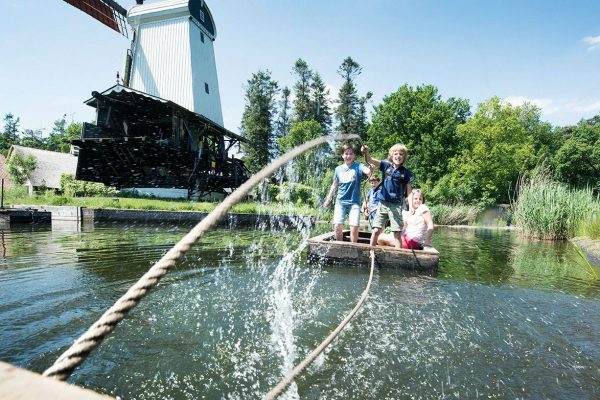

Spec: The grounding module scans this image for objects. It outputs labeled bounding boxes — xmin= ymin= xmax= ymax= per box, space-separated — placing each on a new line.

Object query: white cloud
xmin=503 ymin=96 xmax=600 ymax=124
xmin=582 ymin=35 xmax=600 ymax=51
xmin=503 ymin=96 xmax=559 ymax=114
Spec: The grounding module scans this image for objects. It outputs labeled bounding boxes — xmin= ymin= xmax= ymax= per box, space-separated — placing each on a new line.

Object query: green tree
xmin=46 ymin=116 xmax=80 ymax=153
xmin=292 ymin=58 xmax=313 ymax=123
xmin=310 ymin=72 xmax=332 ymax=133
xmin=434 ymin=97 xmax=542 ymax=205
xmin=8 ymin=152 xmax=37 ymax=185
xmin=335 ymin=57 xmax=361 ymax=136
xmin=1 ymin=113 xmax=20 ymax=155
xmin=551 ymin=116 xmax=600 ymax=189
xmin=279 ymin=120 xmax=325 ymax=184
xmin=273 ymin=86 xmax=292 ymax=158
xmin=240 ymin=70 xmax=279 ymax=174
xmin=368 ymin=84 xmax=470 ymax=188
xmin=19 ymin=128 xmax=45 ymax=149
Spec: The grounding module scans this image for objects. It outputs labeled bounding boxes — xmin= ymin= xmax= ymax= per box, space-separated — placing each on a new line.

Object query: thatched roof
xmin=7 ymin=146 xmax=78 ymax=189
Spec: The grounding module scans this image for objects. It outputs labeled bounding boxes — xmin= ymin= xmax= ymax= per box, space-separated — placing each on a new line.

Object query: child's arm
xmin=323 ymin=179 xmax=338 ymax=209
xmin=422 ymin=210 xmax=434 ymax=247
xmin=360 ymin=145 xmax=381 ymax=168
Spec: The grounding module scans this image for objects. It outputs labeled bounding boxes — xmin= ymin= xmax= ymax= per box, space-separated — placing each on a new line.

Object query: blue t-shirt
xmin=366 ymin=187 xmax=381 ymax=213
xmin=334 ymin=162 xmax=369 ymax=206
xmin=377 ymin=160 xmax=413 ymax=203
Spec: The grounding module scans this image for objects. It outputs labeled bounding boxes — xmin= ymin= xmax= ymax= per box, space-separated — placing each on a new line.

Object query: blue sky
xmin=1 ymin=0 xmax=599 ymax=135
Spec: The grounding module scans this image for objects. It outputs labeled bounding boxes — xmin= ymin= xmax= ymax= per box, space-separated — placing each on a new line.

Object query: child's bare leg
xmin=370 ymin=227 xmax=382 ymax=246
xmin=334 ymin=223 xmax=343 ymax=241
xmin=350 ymin=226 xmax=359 ymax=243
xmin=393 ymin=231 xmax=402 ymax=249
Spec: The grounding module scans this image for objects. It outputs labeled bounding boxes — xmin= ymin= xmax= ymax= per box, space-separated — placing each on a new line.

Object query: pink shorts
xmin=401 ymin=234 xmax=423 ymax=250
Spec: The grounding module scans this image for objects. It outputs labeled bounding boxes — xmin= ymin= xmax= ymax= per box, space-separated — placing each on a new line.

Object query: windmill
xmin=63 ymin=0 xmax=249 ymax=199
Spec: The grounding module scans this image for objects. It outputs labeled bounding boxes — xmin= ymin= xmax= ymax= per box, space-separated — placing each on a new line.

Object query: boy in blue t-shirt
xmin=323 ymin=143 xmax=372 ymax=243
xmin=361 ymin=143 xmax=413 ymax=248
xmin=362 ymin=174 xmax=381 ymax=228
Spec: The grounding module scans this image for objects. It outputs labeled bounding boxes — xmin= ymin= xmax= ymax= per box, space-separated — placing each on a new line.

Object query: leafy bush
xmin=8 ymin=153 xmax=37 ymax=185
xmin=60 ymin=174 xmax=117 ymax=197
xmin=275 ymin=182 xmax=316 ymax=206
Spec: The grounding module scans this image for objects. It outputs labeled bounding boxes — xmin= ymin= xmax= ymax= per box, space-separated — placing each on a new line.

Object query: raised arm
xmin=361 ymin=145 xmax=381 ymax=168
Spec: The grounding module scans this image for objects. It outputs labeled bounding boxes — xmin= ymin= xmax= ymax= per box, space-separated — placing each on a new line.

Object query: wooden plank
xmin=0 ymin=362 xmax=113 ymax=400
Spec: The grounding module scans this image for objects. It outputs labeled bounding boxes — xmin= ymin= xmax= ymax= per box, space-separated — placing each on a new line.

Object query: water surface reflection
xmin=0 ymin=222 xmax=598 ymax=399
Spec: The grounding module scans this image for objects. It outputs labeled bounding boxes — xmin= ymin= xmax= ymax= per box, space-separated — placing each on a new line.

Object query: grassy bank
xmin=512 ymin=173 xmax=600 ymax=240
xmin=3 ymin=187 xmax=319 ymax=217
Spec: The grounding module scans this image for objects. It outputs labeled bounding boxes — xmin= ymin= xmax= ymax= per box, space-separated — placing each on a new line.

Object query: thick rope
xmin=43 ymin=133 xmax=359 ymax=381
xmin=264 ymin=249 xmax=376 ymax=400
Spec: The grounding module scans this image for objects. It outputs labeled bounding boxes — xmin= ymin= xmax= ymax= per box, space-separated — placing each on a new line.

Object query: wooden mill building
xmin=66 ymin=0 xmax=248 ymax=199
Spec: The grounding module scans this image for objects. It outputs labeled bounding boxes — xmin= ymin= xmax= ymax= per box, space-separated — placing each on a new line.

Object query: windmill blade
xmin=64 ymin=0 xmax=129 ymax=38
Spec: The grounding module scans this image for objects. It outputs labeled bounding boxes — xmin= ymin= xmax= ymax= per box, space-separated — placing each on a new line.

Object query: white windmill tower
xmin=63 ymin=0 xmax=248 ymax=199
xmin=126 ymin=0 xmax=223 ymax=125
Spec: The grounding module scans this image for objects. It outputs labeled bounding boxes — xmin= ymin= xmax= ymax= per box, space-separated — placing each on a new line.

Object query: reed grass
xmin=512 ymin=172 xmax=600 ymax=240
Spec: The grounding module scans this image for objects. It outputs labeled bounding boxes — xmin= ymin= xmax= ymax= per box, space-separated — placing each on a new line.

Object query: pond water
xmin=0 ymin=220 xmax=598 ymax=399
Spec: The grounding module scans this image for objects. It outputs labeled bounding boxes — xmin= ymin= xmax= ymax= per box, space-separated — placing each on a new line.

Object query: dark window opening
xmin=205 ymin=83 xmax=209 ymax=94
xmin=200 ymin=32 xmax=204 ymax=43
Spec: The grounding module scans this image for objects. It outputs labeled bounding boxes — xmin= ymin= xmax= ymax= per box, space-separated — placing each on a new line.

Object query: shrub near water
xmin=512 ymin=173 xmax=599 ymax=240
xmin=428 ymin=204 xmax=481 ymax=225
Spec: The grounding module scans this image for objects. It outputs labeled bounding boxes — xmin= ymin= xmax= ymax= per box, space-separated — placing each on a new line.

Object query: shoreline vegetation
xmin=4 ymin=178 xmax=599 ymax=265
xmin=4 ymin=173 xmax=598 ymax=242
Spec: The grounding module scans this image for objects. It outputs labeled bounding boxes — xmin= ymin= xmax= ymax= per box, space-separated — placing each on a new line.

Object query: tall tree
xmin=368 ymin=84 xmax=470 ymax=188
xmin=239 ymin=70 xmax=279 ymax=174
xmin=273 ymin=86 xmax=292 ymax=158
xmin=310 ymin=72 xmax=332 ymax=133
xmin=291 ymin=58 xmax=313 ymax=123
xmin=356 ymin=91 xmax=373 ymax=139
xmin=1 ymin=113 xmax=20 ymax=155
xmin=47 ymin=115 xmax=67 ymax=152
xmin=335 ymin=57 xmax=361 ymax=135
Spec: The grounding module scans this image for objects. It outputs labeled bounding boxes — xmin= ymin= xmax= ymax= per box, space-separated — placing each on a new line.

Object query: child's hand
xmin=361 ymin=145 xmax=369 ymax=154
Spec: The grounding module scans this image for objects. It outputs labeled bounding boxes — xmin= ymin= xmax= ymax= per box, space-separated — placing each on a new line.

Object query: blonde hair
xmin=411 ymin=188 xmax=425 ymax=203
xmin=387 ymin=143 xmax=408 ymax=162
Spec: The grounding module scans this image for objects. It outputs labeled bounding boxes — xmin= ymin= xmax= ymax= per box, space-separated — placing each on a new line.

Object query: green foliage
xmin=367 ymin=84 xmax=470 ymax=188
xmin=47 ymin=118 xmax=81 ymax=153
xmin=8 ymin=152 xmax=37 ymax=185
xmin=432 ymin=97 xmax=543 ymax=205
xmin=292 ymin=58 xmax=313 ymax=123
xmin=60 ymin=174 xmax=117 ymax=197
xmin=551 ymin=117 xmax=600 ymax=189
xmin=275 ymin=182 xmax=316 ymax=206
xmin=1 ymin=113 xmax=20 ymax=155
xmin=310 ymin=72 xmax=332 ymax=132
xmin=273 ymin=86 xmax=292 ymax=158
xmin=240 ymin=70 xmax=279 ymax=173
xmin=335 ymin=57 xmax=361 ymax=135
xmin=428 ymin=204 xmax=481 ymax=225
xmin=512 ymin=171 xmax=600 ymax=240
xmin=279 ymin=120 xmax=327 ymax=184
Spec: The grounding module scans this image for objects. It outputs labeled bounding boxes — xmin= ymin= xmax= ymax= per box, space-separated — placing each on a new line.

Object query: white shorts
xmin=333 ymin=203 xmax=361 ymax=227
